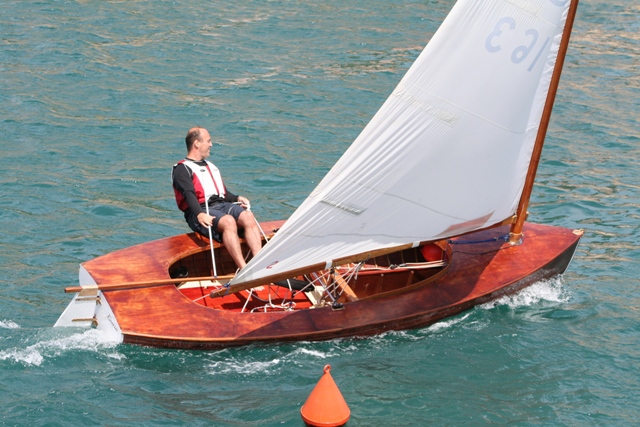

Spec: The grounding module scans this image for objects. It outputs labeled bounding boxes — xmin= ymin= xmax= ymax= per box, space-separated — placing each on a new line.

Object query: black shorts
xmin=185 ymin=201 xmax=245 ymax=242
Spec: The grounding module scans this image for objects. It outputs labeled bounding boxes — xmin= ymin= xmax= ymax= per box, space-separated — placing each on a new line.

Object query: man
xmin=172 ymin=126 xmax=262 ymax=269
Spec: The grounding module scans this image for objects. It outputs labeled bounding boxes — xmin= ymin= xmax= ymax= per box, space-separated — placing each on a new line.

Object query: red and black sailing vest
xmin=173 ymin=159 xmax=226 ymax=212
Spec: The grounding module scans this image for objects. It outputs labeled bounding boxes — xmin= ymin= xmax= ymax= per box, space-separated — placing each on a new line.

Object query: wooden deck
xmin=80 ymin=222 xmax=582 ymax=349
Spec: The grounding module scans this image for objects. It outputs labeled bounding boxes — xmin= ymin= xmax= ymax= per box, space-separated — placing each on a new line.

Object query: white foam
xmin=205 ymin=344 xmax=345 ymax=376
xmin=426 ymin=313 xmax=473 ymax=333
xmin=397 ymin=278 xmax=569 ymax=338
xmin=480 ymin=276 xmax=569 ymax=310
xmin=0 ymin=320 xmax=20 ymax=329
xmin=207 ymin=357 xmax=282 ymax=376
xmin=294 ymin=347 xmax=331 ymax=359
xmin=0 ymin=328 xmax=122 ymax=367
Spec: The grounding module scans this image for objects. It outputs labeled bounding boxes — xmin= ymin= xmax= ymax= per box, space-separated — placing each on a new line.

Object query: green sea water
xmin=1 ymin=1 xmax=638 ymax=425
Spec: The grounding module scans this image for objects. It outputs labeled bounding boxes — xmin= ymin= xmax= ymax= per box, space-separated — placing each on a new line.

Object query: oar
xmin=64 ymin=274 xmax=234 ymax=294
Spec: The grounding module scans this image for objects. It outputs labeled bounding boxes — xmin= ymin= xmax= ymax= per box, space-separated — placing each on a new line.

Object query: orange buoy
xmin=300 ymin=365 xmax=351 ymax=427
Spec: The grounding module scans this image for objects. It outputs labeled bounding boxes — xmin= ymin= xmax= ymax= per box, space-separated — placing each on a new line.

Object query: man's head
xmin=185 ymin=126 xmax=212 ymax=160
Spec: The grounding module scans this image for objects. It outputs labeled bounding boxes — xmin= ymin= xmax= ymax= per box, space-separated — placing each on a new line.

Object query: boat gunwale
xmin=93 ymin=221 xmax=575 ymax=314
xmin=119 ymin=233 xmax=581 ymax=348
xmin=80 ymin=221 xmax=583 ymax=349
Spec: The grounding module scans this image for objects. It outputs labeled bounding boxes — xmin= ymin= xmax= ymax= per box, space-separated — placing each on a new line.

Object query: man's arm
xmin=224 ymin=189 xmax=239 ymax=203
xmin=172 ymin=164 xmax=204 ymax=215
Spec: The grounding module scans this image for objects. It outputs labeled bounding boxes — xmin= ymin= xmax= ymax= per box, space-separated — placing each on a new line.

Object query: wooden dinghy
xmin=56 ymin=0 xmax=583 ymax=348
xmin=55 ymin=221 xmax=582 ymax=349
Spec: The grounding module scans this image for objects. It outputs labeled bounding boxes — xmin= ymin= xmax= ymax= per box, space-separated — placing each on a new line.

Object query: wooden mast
xmin=509 ymin=0 xmax=580 ymax=244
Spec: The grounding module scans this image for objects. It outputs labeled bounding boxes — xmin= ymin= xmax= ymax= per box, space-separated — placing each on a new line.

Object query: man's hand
xmin=197 ymin=212 xmax=216 ymax=228
xmin=237 ymin=196 xmax=250 ymax=209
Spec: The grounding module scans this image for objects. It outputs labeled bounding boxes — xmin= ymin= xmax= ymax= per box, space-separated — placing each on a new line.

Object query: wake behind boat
xmin=55 ymin=0 xmax=583 ymax=349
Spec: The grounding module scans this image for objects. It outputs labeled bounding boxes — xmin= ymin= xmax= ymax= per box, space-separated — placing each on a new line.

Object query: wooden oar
xmin=64 ymin=274 xmax=234 ymax=294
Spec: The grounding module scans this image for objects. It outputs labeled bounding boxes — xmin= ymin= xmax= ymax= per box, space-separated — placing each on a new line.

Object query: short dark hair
xmin=185 ymin=127 xmax=203 ymax=151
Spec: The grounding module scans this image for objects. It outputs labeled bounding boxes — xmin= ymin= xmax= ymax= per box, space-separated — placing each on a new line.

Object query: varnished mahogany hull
xmin=81 ymin=222 xmax=581 ymax=349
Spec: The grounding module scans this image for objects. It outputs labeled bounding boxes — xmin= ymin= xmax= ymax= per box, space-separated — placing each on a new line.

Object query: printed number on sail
xmin=485 ymin=17 xmax=552 ymax=72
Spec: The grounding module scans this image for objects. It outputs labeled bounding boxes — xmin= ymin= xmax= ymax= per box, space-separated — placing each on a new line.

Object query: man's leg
xmin=216 ymin=215 xmax=247 ymax=269
xmin=237 ymin=210 xmax=262 ymax=258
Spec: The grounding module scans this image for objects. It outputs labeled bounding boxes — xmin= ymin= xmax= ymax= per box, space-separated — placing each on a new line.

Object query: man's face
xmin=196 ymin=129 xmax=212 ymax=159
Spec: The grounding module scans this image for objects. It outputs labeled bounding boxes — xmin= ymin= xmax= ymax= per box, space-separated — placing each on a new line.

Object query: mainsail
xmin=232 ymin=0 xmax=574 ymax=287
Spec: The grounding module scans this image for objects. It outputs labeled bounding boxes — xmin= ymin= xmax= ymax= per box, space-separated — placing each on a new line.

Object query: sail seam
xmin=393 ymin=82 xmax=533 ymax=134
xmin=319 ymin=198 xmax=365 ymax=215
xmin=392 ymin=83 xmax=458 ymax=126
xmin=505 ymin=0 xmax=542 ymax=17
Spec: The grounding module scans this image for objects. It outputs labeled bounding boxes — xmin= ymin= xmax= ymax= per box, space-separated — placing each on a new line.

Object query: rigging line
xmin=448 ymin=234 xmax=510 ymax=245
xmin=204 ymin=195 xmax=218 ymax=278
xmin=453 ymin=244 xmax=519 ymax=256
xmin=242 ymin=282 xmax=296 ymax=312
xmin=193 ymin=282 xmax=230 ymax=303
xmin=251 ymin=301 xmax=296 ymax=313
xmin=241 ymin=289 xmax=254 ymax=313
xmin=235 ymin=201 xmax=268 ymax=277
xmin=209 ymin=282 xmax=232 ymax=298
xmin=233 ymin=201 xmax=270 ymax=243
xmin=192 ymin=294 xmax=208 ymax=303
xmin=249 ymin=284 xmax=296 ymax=313
xmin=194 ymin=283 xmax=228 ymax=302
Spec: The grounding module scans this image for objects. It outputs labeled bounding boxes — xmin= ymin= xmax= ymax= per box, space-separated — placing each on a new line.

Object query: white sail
xmin=232 ymin=0 xmax=572 ymax=286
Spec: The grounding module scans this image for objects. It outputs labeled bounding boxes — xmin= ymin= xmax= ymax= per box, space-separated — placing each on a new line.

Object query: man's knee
xmin=217 ymin=214 xmax=238 ymax=232
xmin=238 ymin=210 xmax=256 ymax=227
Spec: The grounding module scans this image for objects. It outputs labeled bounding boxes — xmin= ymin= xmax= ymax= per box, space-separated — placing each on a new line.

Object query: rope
xmin=204 ymin=196 xmax=218 ymax=278
xmin=447 ymin=234 xmax=509 ymax=245
xmin=240 ymin=279 xmax=301 ymax=313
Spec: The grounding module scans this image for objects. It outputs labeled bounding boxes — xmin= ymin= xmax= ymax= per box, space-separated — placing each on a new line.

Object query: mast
xmin=509 ymin=0 xmax=580 ymax=244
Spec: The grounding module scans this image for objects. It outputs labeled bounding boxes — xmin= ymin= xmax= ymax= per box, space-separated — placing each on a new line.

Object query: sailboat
xmin=55 ymin=0 xmax=583 ymax=349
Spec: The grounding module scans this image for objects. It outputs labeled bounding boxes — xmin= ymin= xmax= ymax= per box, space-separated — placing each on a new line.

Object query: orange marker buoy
xmin=300 ymin=365 xmax=351 ymax=427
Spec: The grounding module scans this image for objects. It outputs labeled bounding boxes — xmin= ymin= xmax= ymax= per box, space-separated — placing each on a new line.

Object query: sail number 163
xmin=485 ymin=16 xmax=551 ymax=72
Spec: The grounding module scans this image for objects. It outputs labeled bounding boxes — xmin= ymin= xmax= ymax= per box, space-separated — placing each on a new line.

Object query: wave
xmin=0 ymin=328 xmax=122 ymax=367
xmin=480 ymin=276 xmax=570 ymax=310
xmin=0 ymin=320 xmax=20 ymax=329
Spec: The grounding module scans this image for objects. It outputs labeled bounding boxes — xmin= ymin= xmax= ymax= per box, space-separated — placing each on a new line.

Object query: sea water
xmin=1 ymin=1 xmax=638 ymax=425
